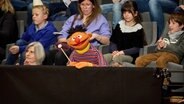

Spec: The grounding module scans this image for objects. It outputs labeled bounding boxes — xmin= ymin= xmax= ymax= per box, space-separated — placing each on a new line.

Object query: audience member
xmin=135 ymin=13 xmax=184 ymax=69
xmin=5 ymin=0 xmax=57 ymax=65
xmin=45 ymin=0 xmax=111 ymax=65
xmin=23 ymin=42 xmax=45 ymax=65
xmin=104 ymin=0 xmax=146 ymax=66
xmin=0 ymin=0 xmax=18 ymax=63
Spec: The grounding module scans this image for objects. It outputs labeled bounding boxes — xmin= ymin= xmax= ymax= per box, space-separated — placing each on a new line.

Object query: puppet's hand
xmin=74 ymin=62 xmax=93 ymax=69
xmin=68 ymin=62 xmax=77 ymax=66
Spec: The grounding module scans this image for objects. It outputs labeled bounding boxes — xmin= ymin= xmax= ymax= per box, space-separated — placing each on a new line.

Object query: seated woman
xmin=23 ymin=42 xmax=45 ymax=65
xmin=0 ymin=0 xmax=18 ymax=63
xmin=45 ymin=0 xmax=111 ymax=65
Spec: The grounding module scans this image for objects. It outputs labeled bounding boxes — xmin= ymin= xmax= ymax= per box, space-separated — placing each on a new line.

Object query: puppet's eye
xmin=77 ymin=35 xmax=82 ymax=39
xmin=72 ymin=37 xmax=75 ymax=41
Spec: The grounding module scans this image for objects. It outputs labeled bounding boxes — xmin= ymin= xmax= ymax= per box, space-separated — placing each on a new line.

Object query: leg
xmin=156 ymin=52 xmax=180 ymax=68
xmin=174 ymin=6 xmax=184 ymax=14
xmin=148 ymin=0 xmax=164 ymax=38
xmin=113 ymin=55 xmax=133 ymax=63
xmin=101 ymin=3 xmax=113 ymax=19
xmin=11 ymin=0 xmax=28 ymax=11
xmin=0 ymin=47 xmax=5 ymax=63
xmin=135 ymin=52 xmax=159 ymax=67
xmin=5 ymin=39 xmax=28 ymax=65
xmin=134 ymin=0 xmax=149 ymax=13
xmin=5 ymin=52 xmax=19 ymax=65
xmin=159 ymin=0 xmax=178 ymax=14
xmin=112 ymin=3 xmax=122 ymax=29
xmin=148 ymin=0 xmax=178 ymax=38
xmin=103 ymin=53 xmax=113 ymax=65
xmin=68 ymin=1 xmax=78 ymax=15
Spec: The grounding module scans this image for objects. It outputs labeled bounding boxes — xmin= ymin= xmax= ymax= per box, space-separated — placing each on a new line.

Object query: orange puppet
xmin=66 ymin=26 xmax=107 ymax=69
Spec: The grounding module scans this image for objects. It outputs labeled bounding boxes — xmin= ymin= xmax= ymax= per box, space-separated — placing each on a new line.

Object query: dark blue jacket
xmin=19 ymin=21 xmax=57 ymax=53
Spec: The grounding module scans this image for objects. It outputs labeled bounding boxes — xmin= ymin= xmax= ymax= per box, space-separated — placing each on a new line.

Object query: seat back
xmin=52 ymin=20 xmax=65 ymax=32
xmin=141 ymin=12 xmax=151 ymax=22
xmin=15 ymin=11 xmax=28 ymax=27
xmin=142 ymin=21 xmax=157 ymax=45
xmin=140 ymin=21 xmax=157 ymax=55
xmin=17 ymin=20 xmax=25 ymax=38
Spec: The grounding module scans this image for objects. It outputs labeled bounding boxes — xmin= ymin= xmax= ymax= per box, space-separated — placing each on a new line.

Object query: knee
xmin=27 ymin=3 xmax=33 ymax=11
xmin=103 ymin=53 xmax=113 ymax=64
xmin=135 ymin=56 xmax=145 ymax=67
xmin=113 ymin=3 xmax=121 ymax=11
xmin=156 ymin=59 xmax=167 ymax=68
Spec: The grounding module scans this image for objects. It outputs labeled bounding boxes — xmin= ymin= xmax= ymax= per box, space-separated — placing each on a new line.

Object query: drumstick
xmin=57 ymin=43 xmax=71 ymax=63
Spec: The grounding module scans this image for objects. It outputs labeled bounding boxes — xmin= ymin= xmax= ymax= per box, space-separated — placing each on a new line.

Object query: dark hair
xmin=168 ymin=13 xmax=184 ymax=30
xmin=67 ymin=25 xmax=87 ymax=39
xmin=121 ymin=0 xmax=142 ymax=23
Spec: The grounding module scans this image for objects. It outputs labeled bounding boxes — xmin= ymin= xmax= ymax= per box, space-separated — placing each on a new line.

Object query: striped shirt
xmin=69 ymin=45 xmax=107 ymax=66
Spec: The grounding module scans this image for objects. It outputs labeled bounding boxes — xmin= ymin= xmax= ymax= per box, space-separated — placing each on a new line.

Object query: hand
xmin=75 ymin=62 xmax=93 ymax=69
xmin=68 ymin=62 xmax=77 ymax=66
xmin=112 ymin=0 xmax=121 ymax=3
xmin=112 ymin=51 xmax=124 ymax=59
xmin=90 ymin=33 xmax=99 ymax=41
xmin=9 ymin=45 xmax=19 ymax=54
xmin=24 ymin=59 xmax=30 ymax=65
xmin=68 ymin=62 xmax=93 ymax=69
xmin=157 ymin=38 xmax=166 ymax=49
xmin=179 ymin=5 xmax=184 ymax=10
xmin=58 ymin=38 xmax=67 ymax=43
xmin=112 ymin=50 xmax=119 ymax=56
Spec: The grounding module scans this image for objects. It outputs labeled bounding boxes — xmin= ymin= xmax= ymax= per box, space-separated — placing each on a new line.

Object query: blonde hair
xmin=32 ymin=5 xmax=49 ymax=16
xmin=0 ymin=0 xmax=15 ymax=14
xmin=25 ymin=42 xmax=45 ymax=65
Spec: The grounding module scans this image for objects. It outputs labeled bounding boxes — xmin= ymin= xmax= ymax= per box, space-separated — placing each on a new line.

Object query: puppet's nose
xmin=75 ymin=37 xmax=80 ymax=44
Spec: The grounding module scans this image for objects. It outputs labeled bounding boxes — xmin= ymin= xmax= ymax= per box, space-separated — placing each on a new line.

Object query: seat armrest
xmin=141 ymin=44 xmax=157 ymax=55
xmin=5 ymin=43 xmax=15 ymax=58
xmin=97 ymin=45 xmax=109 ymax=54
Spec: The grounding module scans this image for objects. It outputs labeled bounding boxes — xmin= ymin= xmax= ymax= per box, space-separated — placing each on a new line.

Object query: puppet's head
xmin=67 ymin=25 xmax=92 ymax=54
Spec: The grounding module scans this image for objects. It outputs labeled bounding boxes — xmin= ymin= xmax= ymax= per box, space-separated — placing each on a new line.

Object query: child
xmin=5 ymin=3 xmax=57 ymax=65
xmin=135 ymin=13 xmax=184 ymax=68
xmin=104 ymin=0 xmax=146 ymax=66
xmin=24 ymin=42 xmax=45 ymax=65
